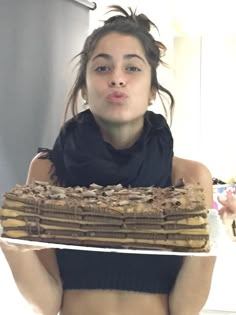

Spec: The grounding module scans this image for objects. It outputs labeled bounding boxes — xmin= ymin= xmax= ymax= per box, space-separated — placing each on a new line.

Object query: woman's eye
xmin=95 ymin=66 xmax=110 ymax=72
xmin=126 ymin=66 xmax=141 ymax=72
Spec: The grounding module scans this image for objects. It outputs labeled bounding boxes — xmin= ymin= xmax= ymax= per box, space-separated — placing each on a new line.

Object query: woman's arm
xmin=1 ymin=155 xmax=63 ymax=315
xmin=169 ymin=157 xmax=216 ymax=315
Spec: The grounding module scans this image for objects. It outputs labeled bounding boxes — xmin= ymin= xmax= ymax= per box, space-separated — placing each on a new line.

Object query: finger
xmin=0 ymin=238 xmax=17 ymax=251
xmin=217 ymin=195 xmax=227 ymax=206
xmin=0 ymin=237 xmax=44 ymax=252
xmin=227 ymin=194 xmax=236 ymax=203
xmin=218 ymin=207 xmax=226 ymax=219
xmin=0 ymin=237 xmax=10 ymax=247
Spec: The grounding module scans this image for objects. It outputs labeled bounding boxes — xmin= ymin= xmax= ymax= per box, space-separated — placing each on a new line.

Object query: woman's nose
xmin=108 ymin=69 xmax=126 ymax=87
xmin=109 ymin=81 xmax=125 ymax=87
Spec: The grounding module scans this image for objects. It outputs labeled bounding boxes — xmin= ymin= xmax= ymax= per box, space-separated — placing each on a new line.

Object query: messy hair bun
xmin=104 ymin=5 xmax=166 ymax=58
xmin=104 ymin=5 xmax=157 ymax=33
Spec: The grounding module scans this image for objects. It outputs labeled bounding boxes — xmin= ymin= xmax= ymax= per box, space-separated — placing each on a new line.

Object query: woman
xmin=1 ymin=6 xmax=215 ymax=315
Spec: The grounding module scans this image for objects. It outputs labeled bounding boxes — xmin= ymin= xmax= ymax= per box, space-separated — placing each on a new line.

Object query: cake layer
xmin=1 ymin=208 xmax=207 ymax=226
xmin=1 ymin=232 xmax=209 ymax=252
xmin=2 ymin=218 xmax=208 ymax=234
xmin=2 ymin=182 xmax=206 ymax=216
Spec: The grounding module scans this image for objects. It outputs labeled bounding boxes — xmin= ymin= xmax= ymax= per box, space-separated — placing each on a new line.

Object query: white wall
xmin=170 ymin=36 xmax=202 ymax=161
xmin=171 ymin=35 xmax=236 ymax=181
xmin=201 ymin=36 xmax=236 ymax=181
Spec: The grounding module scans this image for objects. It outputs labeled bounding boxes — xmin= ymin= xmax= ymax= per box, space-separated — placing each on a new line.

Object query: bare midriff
xmin=60 ymin=290 xmax=169 ymax=315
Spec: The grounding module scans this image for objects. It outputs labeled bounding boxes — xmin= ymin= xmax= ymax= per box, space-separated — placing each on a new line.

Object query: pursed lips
xmin=106 ymin=91 xmax=128 ymax=102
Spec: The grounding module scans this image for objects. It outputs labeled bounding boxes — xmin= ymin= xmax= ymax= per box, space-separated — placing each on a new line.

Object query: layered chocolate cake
xmin=0 ymin=181 xmax=210 ymax=252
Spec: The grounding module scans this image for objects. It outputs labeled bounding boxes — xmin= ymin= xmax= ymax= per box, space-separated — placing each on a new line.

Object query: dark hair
xmin=64 ymin=5 xmax=175 ymax=123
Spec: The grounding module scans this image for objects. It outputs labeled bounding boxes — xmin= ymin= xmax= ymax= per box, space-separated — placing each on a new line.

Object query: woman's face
xmin=83 ymin=32 xmax=155 ymax=125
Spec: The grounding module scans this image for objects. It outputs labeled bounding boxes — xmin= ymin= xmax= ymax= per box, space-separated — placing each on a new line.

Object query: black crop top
xmin=56 ymin=250 xmax=183 ymax=293
xmin=40 ymin=109 xmax=183 ymax=294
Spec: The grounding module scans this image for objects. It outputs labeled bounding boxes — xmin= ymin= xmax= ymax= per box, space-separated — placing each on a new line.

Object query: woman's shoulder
xmin=172 ymin=156 xmax=212 ymax=185
xmin=172 ymin=156 xmax=213 ymax=207
xmin=26 ymin=152 xmax=55 ymax=185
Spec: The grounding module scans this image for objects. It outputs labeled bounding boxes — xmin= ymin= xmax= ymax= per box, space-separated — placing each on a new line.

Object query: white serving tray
xmin=0 ymin=210 xmax=233 ymax=256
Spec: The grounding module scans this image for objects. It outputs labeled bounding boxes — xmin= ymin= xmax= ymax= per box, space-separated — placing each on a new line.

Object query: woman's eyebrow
xmin=124 ymin=54 xmax=146 ymax=64
xmin=91 ymin=53 xmax=146 ymax=64
xmin=91 ymin=53 xmax=111 ymax=61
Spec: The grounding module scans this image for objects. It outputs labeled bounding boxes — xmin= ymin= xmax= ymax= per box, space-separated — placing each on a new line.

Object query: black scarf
xmin=49 ymin=109 xmax=173 ymax=188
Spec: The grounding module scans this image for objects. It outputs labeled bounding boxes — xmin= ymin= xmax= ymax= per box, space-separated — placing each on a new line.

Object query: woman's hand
xmin=217 ymin=191 xmax=236 ymax=219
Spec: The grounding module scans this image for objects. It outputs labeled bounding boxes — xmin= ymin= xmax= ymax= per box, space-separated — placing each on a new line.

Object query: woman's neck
xmin=93 ymin=116 xmax=144 ymax=150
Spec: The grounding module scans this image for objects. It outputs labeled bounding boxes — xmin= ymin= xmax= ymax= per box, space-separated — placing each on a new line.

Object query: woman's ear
xmin=148 ymin=88 xmax=156 ymax=105
xmin=81 ymin=86 xmax=88 ymax=102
